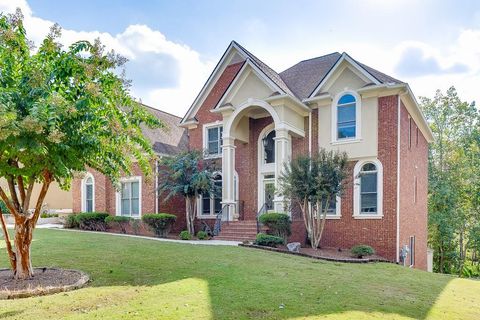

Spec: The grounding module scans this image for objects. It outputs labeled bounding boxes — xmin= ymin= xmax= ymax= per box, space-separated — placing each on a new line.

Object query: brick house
xmin=72 ymin=105 xmax=188 ymax=234
xmin=179 ymin=41 xmax=433 ymax=270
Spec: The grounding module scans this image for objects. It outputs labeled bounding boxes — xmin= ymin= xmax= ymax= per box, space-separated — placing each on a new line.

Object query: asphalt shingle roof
xmin=140 ymin=104 xmax=188 ymax=155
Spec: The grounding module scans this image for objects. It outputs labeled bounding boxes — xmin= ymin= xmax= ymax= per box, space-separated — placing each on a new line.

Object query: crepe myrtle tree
xmin=279 ymin=149 xmax=348 ymax=249
xmin=0 ymin=11 xmax=162 ymax=279
xmin=158 ymin=150 xmax=219 ymax=235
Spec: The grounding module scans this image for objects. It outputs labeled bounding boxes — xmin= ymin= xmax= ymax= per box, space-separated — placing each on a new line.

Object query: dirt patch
xmin=0 ymin=268 xmax=89 ymax=299
xmin=240 ymin=243 xmax=391 ymax=263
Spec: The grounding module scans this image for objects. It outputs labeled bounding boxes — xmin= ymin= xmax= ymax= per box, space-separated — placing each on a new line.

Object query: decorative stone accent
xmin=287 ymin=242 xmax=301 ymax=252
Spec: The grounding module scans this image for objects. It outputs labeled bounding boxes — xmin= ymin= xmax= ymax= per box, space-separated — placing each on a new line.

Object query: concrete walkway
xmin=5 ymin=224 xmax=241 ymax=246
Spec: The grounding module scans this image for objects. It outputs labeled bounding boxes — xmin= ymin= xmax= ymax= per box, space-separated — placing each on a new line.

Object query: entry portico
xmin=218 ymin=97 xmax=308 ymax=221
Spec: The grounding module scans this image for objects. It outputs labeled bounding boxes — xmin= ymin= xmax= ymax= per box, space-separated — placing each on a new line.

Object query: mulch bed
xmin=0 ymin=268 xmax=89 ymax=299
xmin=239 ymin=243 xmax=392 ymax=263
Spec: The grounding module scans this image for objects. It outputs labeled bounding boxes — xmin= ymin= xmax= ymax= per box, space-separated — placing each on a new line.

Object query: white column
xmin=273 ymin=128 xmax=291 ymax=213
xmin=221 ymin=136 xmax=237 ymax=220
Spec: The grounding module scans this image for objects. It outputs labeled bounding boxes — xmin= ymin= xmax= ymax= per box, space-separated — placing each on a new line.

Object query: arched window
xmin=82 ymin=174 xmax=95 ymax=212
xmin=354 ymin=159 xmax=383 ymax=218
xmin=262 ymin=130 xmax=275 ymax=164
xmin=359 ymin=163 xmax=377 ymax=214
xmin=337 ymin=94 xmax=356 ymax=139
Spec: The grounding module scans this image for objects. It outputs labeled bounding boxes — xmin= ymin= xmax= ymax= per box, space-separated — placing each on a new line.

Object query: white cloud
xmin=0 ymin=0 xmax=214 ymax=116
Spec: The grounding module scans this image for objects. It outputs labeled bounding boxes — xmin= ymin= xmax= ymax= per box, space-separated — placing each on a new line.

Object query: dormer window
xmin=337 ymin=94 xmax=357 ymax=139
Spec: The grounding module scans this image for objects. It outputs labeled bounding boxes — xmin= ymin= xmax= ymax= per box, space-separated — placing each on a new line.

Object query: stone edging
xmin=0 ymin=268 xmax=90 ymax=300
xmin=238 ymin=243 xmax=392 ymax=264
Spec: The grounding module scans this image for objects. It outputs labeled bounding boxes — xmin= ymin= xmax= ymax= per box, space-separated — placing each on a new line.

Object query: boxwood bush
xmin=75 ymin=212 xmax=109 ymax=231
xmin=142 ymin=213 xmax=176 ymax=238
xmin=254 ymin=233 xmax=285 ymax=248
xmin=197 ymin=230 xmax=208 ymax=240
xmin=179 ymin=230 xmax=192 ymax=240
xmin=351 ymin=245 xmax=375 ymax=258
xmin=259 ymin=212 xmax=291 ymax=243
xmin=105 ymin=215 xmax=132 ymax=234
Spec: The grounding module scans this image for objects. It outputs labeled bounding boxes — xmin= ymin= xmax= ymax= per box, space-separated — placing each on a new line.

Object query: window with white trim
xmin=119 ymin=178 xmax=141 ymax=217
xmin=354 ymin=159 xmax=383 ymax=218
xmin=205 ymin=125 xmax=223 ymax=156
xmin=200 ymin=174 xmax=222 ymax=216
xmin=262 ymin=130 xmax=276 ymax=164
xmin=337 ymin=94 xmax=357 ymax=139
xmin=82 ymin=174 xmax=94 ymax=212
xmin=321 ymin=196 xmax=341 ymax=216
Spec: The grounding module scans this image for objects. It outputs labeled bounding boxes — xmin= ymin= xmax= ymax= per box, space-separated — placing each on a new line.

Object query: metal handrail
xmin=256 ymin=203 xmax=267 ymax=234
xmin=213 ymin=204 xmax=229 ymax=236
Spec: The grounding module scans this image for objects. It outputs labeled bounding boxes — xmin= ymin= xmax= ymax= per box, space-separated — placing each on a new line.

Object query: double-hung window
xmin=82 ymin=174 xmax=95 ymax=212
xmin=118 ymin=178 xmax=141 ymax=217
xmin=337 ymin=94 xmax=357 ymax=139
xmin=200 ymin=174 xmax=222 ymax=216
xmin=354 ymin=159 xmax=383 ymax=218
xmin=206 ymin=125 xmax=223 ymax=156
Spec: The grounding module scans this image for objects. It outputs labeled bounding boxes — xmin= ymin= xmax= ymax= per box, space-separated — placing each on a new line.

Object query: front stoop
xmin=214 ymin=220 xmax=258 ymax=241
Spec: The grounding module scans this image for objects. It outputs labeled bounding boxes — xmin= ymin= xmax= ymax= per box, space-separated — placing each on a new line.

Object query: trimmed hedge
xmin=75 ymin=212 xmax=109 ymax=231
xmin=64 ymin=214 xmax=79 ymax=229
xmin=179 ymin=230 xmax=192 ymax=240
xmin=259 ymin=212 xmax=291 ymax=243
xmin=105 ymin=216 xmax=132 ymax=234
xmin=351 ymin=245 xmax=375 ymax=258
xmin=254 ymin=233 xmax=284 ymax=248
xmin=142 ymin=213 xmax=176 ymax=238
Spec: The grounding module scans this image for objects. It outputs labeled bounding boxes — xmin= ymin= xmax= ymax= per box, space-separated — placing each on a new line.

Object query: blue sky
xmin=1 ymin=0 xmax=479 ymax=115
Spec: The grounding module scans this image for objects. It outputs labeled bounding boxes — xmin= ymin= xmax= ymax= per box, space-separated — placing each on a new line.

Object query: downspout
xmin=308 ymin=108 xmax=312 ymax=157
xmin=396 ymin=95 xmax=401 ymax=263
xmin=155 ymin=159 xmax=159 ymax=214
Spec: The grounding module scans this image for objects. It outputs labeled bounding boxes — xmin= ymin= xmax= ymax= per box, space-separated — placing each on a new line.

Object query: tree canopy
xmin=0 ymin=10 xmax=162 ymax=279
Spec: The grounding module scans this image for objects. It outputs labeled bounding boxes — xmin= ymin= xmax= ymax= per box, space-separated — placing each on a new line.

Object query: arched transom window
xmin=337 ymin=94 xmax=356 ymax=139
xmin=262 ymin=130 xmax=275 ymax=164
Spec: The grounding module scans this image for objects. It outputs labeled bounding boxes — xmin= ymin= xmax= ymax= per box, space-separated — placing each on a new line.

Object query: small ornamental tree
xmin=158 ymin=150 xmax=218 ymax=235
xmin=0 ymin=11 xmax=162 ymax=279
xmin=279 ymin=149 xmax=348 ymax=249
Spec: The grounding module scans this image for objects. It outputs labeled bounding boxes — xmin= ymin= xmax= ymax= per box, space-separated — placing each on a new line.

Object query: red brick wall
xmin=72 ymin=162 xmax=187 ymax=233
xmin=399 ymin=101 xmax=428 ymax=270
xmin=188 ymin=61 xmax=245 ymax=152
xmin=287 ymin=96 xmax=399 ymax=261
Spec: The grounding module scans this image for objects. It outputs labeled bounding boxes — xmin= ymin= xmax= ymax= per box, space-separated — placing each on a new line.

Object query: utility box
xmin=427 ymin=248 xmax=434 ymax=272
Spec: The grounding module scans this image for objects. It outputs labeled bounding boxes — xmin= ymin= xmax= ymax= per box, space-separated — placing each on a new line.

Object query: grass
xmin=0 ymin=229 xmax=479 ymax=319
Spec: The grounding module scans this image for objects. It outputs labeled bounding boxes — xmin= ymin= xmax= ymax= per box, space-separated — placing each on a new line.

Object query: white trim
xmin=396 ymin=95 xmax=401 ymax=262
xmin=224 ymin=99 xmax=281 ymax=136
xmin=155 ymin=160 xmax=159 ymax=214
xmin=353 ymin=158 xmax=383 ymax=219
xmin=309 ymin=53 xmax=380 ymax=98
xmin=257 ymin=124 xmax=276 ymax=211
xmin=197 ymin=172 xmax=230 ymax=219
xmin=331 ymin=91 xmax=362 ymax=143
xmin=203 ymin=121 xmax=223 ymax=159
xmin=325 ymin=196 xmax=342 ymax=218
xmin=115 ymin=176 xmax=142 ymax=218
xmin=80 ymin=172 xmax=95 ymax=212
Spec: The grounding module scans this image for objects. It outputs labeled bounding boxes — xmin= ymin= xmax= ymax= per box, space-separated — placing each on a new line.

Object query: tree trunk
xmin=185 ymin=196 xmax=196 ymax=235
xmin=13 ymin=218 xmax=34 ymax=280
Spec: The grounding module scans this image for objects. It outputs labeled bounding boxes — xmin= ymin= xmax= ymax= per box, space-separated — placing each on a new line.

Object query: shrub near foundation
xmin=105 ymin=216 xmax=132 ymax=234
xmin=259 ymin=212 xmax=291 ymax=243
xmin=142 ymin=213 xmax=176 ymax=238
xmin=255 ymin=233 xmax=285 ymax=248
xmin=75 ymin=212 xmax=109 ymax=231
xmin=351 ymin=245 xmax=375 ymax=258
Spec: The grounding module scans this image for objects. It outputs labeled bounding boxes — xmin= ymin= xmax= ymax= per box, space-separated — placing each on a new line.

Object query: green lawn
xmin=0 ymin=229 xmax=479 ymax=319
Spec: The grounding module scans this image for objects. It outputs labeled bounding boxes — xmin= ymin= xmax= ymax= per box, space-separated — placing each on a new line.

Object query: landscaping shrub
xmin=75 ymin=212 xmax=109 ymax=231
xmin=64 ymin=214 xmax=79 ymax=229
xmin=142 ymin=213 xmax=176 ymax=238
xmin=180 ymin=230 xmax=192 ymax=240
xmin=40 ymin=212 xmax=59 ymax=218
xmin=259 ymin=212 xmax=291 ymax=243
xmin=105 ymin=216 xmax=132 ymax=234
xmin=197 ymin=230 xmax=208 ymax=240
xmin=254 ymin=233 xmax=284 ymax=247
xmin=351 ymin=245 xmax=375 ymax=258
xmin=130 ymin=219 xmax=141 ymax=235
